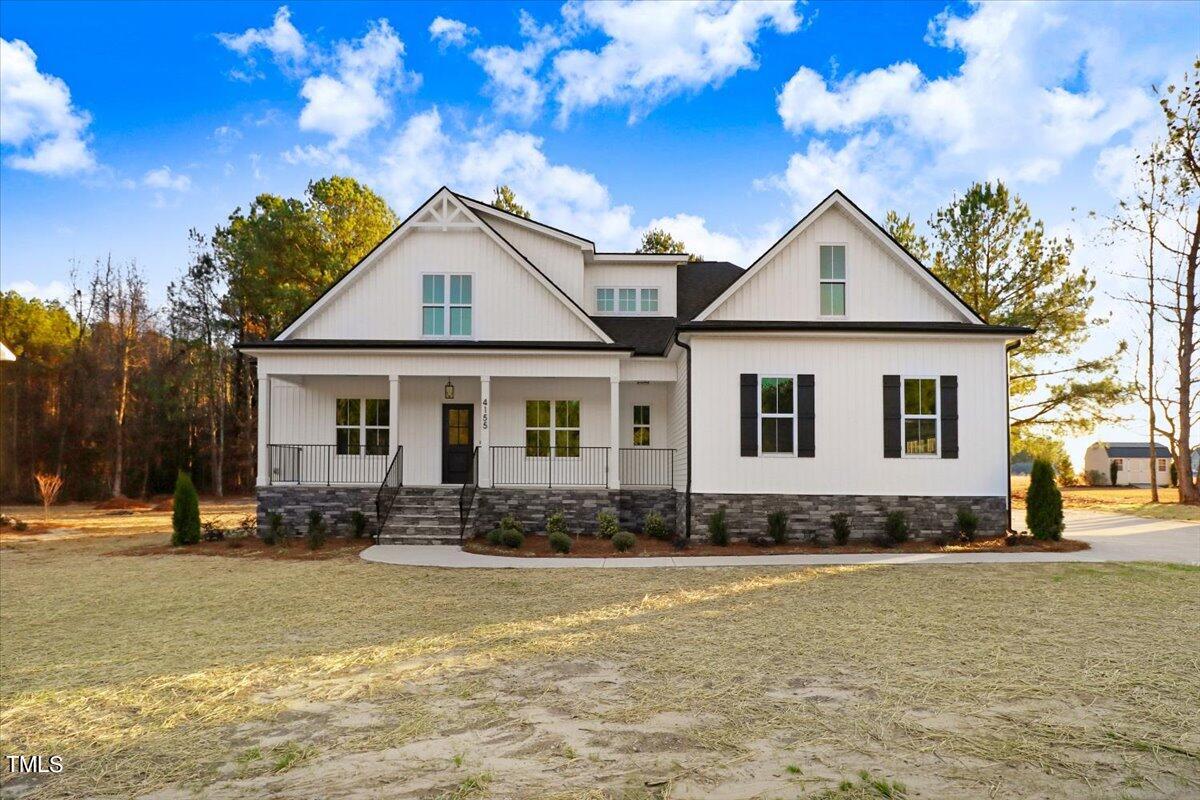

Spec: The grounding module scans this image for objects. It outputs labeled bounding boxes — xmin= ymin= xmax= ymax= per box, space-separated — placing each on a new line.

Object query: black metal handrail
xmin=268 ymin=443 xmax=393 ymax=485
xmin=491 ymin=445 xmax=609 ymax=487
xmin=459 ymin=446 xmax=479 ymax=542
xmin=618 ymin=447 xmax=675 ymax=487
xmin=374 ymin=446 xmax=404 ymax=540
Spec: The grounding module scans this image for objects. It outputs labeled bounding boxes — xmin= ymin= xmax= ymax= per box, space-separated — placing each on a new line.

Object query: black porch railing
xmin=267 ymin=443 xmax=394 ymax=485
xmin=459 ymin=446 xmax=479 ymax=541
xmin=491 ymin=445 xmax=609 ymax=487
xmin=374 ymin=447 xmax=404 ymax=538
xmin=618 ymin=448 xmax=675 ymax=487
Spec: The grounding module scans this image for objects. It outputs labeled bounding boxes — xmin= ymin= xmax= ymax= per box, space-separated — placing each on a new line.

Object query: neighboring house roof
xmin=678 ymin=320 xmax=1034 ymax=336
xmin=1098 ymin=442 xmax=1172 ymax=458
xmin=677 ymin=261 xmax=744 ymax=322
xmin=0 ymin=343 xmax=15 ymax=361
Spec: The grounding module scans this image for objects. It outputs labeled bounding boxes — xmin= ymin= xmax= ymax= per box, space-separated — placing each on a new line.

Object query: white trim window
xmin=820 ymin=244 xmax=846 ymax=316
xmin=640 ymin=288 xmax=659 ymax=313
xmin=596 ymin=287 xmax=615 ymax=313
xmin=902 ymin=377 xmax=938 ymax=456
xmin=618 ymin=288 xmax=638 ymax=313
xmin=422 ymin=274 xmax=472 ymax=337
xmin=759 ymin=376 xmax=795 ymax=455
xmin=526 ymin=400 xmax=580 ymax=457
xmin=596 ymin=286 xmax=662 ymax=315
xmin=336 ymin=398 xmax=389 ymax=455
xmin=633 ymin=404 xmax=651 ymax=446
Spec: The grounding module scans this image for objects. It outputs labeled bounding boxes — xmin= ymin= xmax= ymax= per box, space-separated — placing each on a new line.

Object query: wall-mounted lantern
xmin=444 ymin=379 xmax=455 ymax=400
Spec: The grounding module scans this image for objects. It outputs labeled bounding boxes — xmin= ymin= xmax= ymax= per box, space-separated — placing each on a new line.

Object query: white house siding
xmin=708 ymin=207 xmax=963 ymax=323
xmin=289 ymin=228 xmax=600 ymax=342
xmin=485 ymin=216 xmax=587 ymax=302
xmin=584 ymin=264 xmax=678 ymax=317
xmin=618 ymin=383 xmax=670 ymax=448
xmin=688 ymin=334 xmax=1009 ymax=497
xmin=668 ymin=349 xmax=689 ymax=492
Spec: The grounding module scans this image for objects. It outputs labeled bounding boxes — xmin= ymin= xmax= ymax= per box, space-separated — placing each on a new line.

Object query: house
xmin=239 ymin=188 xmax=1031 ymax=543
xmin=1084 ymin=442 xmax=1172 ymax=486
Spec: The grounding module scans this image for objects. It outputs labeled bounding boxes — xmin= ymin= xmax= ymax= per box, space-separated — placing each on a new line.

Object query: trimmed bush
xmin=955 ymin=508 xmax=979 ymax=542
xmin=707 ymin=507 xmax=729 ymax=546
xmin=545 ymin=511 xmax=568 ymax=536
xmin=643 ymin=511 xmax=670 ymax=540
xmin=548 ymin=530 xmax=572 ymax=553
xmin=305 ymin=510 xmax=327 ymax=550
xmin=830 ymin=513 xmax=851 ymax=546
xmin=501 ymin=528 xmax=524 ymax=549
xmin=884 ymin=511 xmax=909 ymax=545
xmin=1026 ymin=458 xmax=1064 ymax=541
xmin=351 ymin=510 xmax=369 ymax=538
xmin=1109 ymin=460 xmax=1118 ymax=486
xmin=611 ymin=531 xmax=635 ymax=552
xmin=486 ymin=528 xmax=503 ymax=546
xmin=1084 ymin=469 xmax=1106 ymax=487
xmin=767 ymin=511 xmax=788 ymax=545
xmin=264 ymin=512 xmax=283 ymax=545
xmin=500 ymin=514 xmax=524 ymax=534
xmin=596 ymin=511 xmax=619 ymax=539
xmin=171 ymin=471 xmax=201 ymax=546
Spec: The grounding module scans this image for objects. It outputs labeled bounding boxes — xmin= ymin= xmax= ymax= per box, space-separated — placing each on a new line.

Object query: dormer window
xmin=618 ymin=288 xmax=638 ymax=313
xmin=423 ymin=273 xmax=472 ymax=337
xmin=596 ymin=286 xmax=661 ymax=315
xmin=820 ymin=245 xmax=846 ymax=316
xmin=596 ymin=288 xmax=615 ymax=313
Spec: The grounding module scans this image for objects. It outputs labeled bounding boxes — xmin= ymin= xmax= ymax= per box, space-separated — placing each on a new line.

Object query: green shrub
xmin=263 ymin=512 xmax=284 ymax=545
xmin=486 ymin=528 xmax=503 ymax=545
xmin=611 ymin=531 xmax=636 ymax=552
xmin=596 ymin=511 xmax=619 ymax=538
xmin=707 ymin=507 xmax=729 ymax=546
xmin=548 ymin=530 xmax=572 ymax=553
xmin=171 ymin=471 xmax=201 ymax=546
xmin=1109 ymin=460 xmax=1118 ymax=486
xmin=305 ymin=510 xmax=327 ymax=550
xmin=830 ymin=513 xmax=851 ymax=546
xmin=351 ymin=510 xmax=369 ymax=538
xmin=884 ymin=511 xmax=909 ymax=544
xmin=545 ymin=511 xmax=568 ymax=536
xmin=501 ymin=528 xmax=524 ymax=548
xmin=1084 ymin=469 xmax=1105 ymax=487
xmin=643 ymin=511 xmax=670 ymax=540
xmin=500 ymin=514 xmax=524 ymax=534
xmin=1026 ymin=458 xmax=1064 ymax=540
xmin=871 ymin=532 xmax=896 ymax=548
xmin=955 ymin=508 xmax=979 ymax=542
xmin=767 ymin=510 xmax=788 ymax=545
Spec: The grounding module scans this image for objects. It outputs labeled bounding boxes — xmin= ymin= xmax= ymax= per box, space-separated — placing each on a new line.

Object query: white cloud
xmin=0 ymin=38 xmax=96 ymax=175
xmin=143 ymin=166 xmax=191 ymax=191
xmin=642 ymin=212 xmax=783 ymax=265
xmin=553 ymin=0 xmax=801 ymax=124
xmin=375 ymin=108 xmax=450 ymax=211
xmin=4 ymin=279 xmax=71 ymax=303
xmin=429 ymin=16 xmax=478 ymax=49
xmin=213 ymin=125 xmax=242 ymax=151
xmin=761 ymin=132 xmax=918 ymax=215
xmin=216 ymin=5 xmax=308 ymax=76
xmin=471 ymin=11 xmax=566 ymax=123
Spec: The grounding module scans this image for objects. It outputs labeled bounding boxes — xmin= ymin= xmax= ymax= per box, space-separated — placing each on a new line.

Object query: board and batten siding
xmin=668 ymin=349 xmax=689 ymax=492
xmin=289 ymin=228 xmax=600 ymax=342
xmin=584 ymin=264 xmax=678 ymax=317
xmin=485 ymin=215 xmax=587 ymax=302
xmin=688 ymin=335 xmax=1009 ymax=497
xmin=708 ymin=207 xmax=963 ymax=323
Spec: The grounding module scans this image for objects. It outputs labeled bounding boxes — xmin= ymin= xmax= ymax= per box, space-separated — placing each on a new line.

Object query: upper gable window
xmin=423 ymin=274 xmax=472 ymax=337
xmin=596 ymin=288 xmax=615 ymax=313
xmin=596 ymin=286 xmax=661 ymax=315
xmin=640 ymin=288 xmax=659 ymax=313
xmin=618 ymin=288 xmax=638 ymax=313
xmin=820 ymin=245 xmax=846 ymax=316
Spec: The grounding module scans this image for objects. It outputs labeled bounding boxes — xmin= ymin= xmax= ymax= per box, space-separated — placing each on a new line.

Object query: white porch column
xmin=256 ymin=375 xmax=271 ymax=487
xmin=609 ymin=377 xmax=620 ymax=489
xmin=388 ymin=375 xmax=400 ymax=466
xmin=479 ymin=376 xmax=492 ymax=487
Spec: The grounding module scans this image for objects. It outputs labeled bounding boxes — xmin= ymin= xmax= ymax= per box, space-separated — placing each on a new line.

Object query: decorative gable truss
xmin=411 ymin=193 xmax=476 ymax=231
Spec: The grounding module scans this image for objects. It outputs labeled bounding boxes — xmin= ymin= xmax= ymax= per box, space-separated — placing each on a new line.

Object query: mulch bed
xmin=115 ymin=536 xmax=372 ymax=560
xmin=464 ymin=533 xmax=1091 ymax=558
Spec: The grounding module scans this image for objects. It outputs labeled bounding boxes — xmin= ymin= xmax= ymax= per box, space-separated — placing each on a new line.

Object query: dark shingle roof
xmin=591 ymin=317 xmax=679 ymax=356
xmin=677 ymin=261 xmax=744 ymax=321
xmin=1102 ymin=442 xmax=1172 ymax=458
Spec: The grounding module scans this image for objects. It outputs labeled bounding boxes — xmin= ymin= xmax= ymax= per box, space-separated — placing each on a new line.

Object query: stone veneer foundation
xmin=473 ymin=487 xmax=677 ymax=536
xmin=256 ymin=485 xmax=378 ymax=537
xmin=686 ymin=493 xmax=1009 ymax=541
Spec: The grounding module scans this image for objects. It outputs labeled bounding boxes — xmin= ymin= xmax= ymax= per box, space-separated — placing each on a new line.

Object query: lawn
xmin=1 ymin=509 xmax=1198 ymax=799
xmin=1012 ymin=476 xmax=1200 ymax=522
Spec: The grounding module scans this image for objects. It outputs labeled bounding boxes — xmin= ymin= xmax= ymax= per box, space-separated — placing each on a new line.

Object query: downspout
xmin=673 ymin=331 xmax=693 ymax=542
xmin=1005 ymin=340 xmax=1021 ymax=533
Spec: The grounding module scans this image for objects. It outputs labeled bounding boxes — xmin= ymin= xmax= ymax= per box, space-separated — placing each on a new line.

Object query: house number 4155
xmin=481 ymin=398 xmax=488 ymax=430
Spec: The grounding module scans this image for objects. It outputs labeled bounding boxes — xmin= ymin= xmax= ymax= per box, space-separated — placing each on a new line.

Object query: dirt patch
xmin=113 ymin=536 xmax=372 ymax=560
xmin=93 ymin=495 xmax=154 ymax=511
xmin=464 ymin=532 xmax=1090 ymax=558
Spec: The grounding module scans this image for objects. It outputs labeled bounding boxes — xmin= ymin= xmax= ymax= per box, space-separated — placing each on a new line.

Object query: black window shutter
xmin=740 ymin=374 xmax=758 ymax=456
xmin=883 ymin=375 xmax=901 ymax=458
xmin=796 ymin=374 xmax=815 ymax=457
xmin=940 ymin=375 xmax=959 ymax=459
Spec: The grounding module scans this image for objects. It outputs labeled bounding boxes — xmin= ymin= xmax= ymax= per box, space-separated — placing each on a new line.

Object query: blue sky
xmin=2 ymin=0 xmax=1198 ymax=463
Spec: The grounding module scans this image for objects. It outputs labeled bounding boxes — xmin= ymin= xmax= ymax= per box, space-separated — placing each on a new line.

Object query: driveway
xmin=361 ymin=508 xmax=1200 ymax=568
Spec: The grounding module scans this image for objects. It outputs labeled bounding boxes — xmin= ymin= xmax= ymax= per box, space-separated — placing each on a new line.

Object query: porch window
xmin=759 ymin=377 xmax=795 ymax=455
xmin=336 ymin=398 xmax=389 ymax=455
xmin=525 ymin=400 xmax=580 ymax=457
xmin=820 ymin=245 xmax=846 ymax=316
xmin=633 ymin=404 xmax=651 ymax=446
xmin=596 ymin=288 xmax=615 ymax=313
xmin=902 ymin=377 xmax=938 ymax=455
xmin=422 ymin=274 xmax=472 ymax=337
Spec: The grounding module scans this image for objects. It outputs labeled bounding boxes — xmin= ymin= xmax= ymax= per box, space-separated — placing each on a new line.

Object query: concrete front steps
xmin=378 ymin=487 xmax=470 ymax=545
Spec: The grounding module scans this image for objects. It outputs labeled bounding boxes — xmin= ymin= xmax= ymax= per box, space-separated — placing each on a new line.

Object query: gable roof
xmin=677 ymin=261 xmax=744 ymax=321
xmin=1098 ymin=442 xmax=1172 ymax=458
xmin=454 ymin=191 xmax=596 ymax=251
xmin=693 ymin=190 xmax=985 ymax=324
xmin=275 ymin=187 xmax=612 ymax=343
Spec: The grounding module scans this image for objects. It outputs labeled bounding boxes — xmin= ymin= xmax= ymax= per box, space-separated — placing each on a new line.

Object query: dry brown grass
xmin=1 ymin=527 xmax=1198 ymax=799
xmin=0 ymin=498 xmax=256 ymax=540
xmin=1012 ymin=475 xmax=1200 ymax=522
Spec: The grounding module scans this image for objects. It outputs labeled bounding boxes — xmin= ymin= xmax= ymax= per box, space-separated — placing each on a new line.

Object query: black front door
xmin=441 ymin=404 xmax=474 ymax=484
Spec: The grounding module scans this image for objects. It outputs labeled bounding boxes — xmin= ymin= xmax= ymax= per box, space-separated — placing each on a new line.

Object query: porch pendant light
xmin=444 ymin=379 xmax=455 ymax=400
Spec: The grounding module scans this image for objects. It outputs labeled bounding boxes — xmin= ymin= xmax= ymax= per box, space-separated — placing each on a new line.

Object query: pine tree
xmin=171 ymin=471 xmax=201 ymax=545
xmin=1026 ymin=459 xmax=1063 ymax=540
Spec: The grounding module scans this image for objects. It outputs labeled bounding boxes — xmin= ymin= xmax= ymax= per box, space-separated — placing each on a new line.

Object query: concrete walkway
xmin=360 ymin=508 xmax=1199 ymax=569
